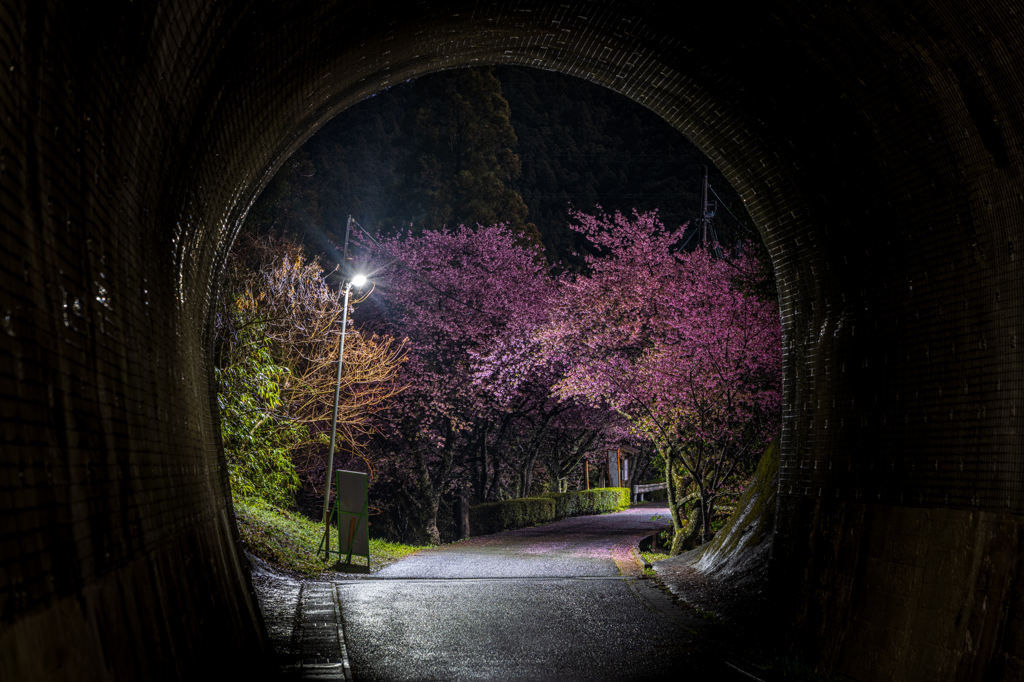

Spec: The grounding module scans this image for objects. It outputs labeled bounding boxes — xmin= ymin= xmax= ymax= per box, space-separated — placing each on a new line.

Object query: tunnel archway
xmin=1 ymin=2 xmax=1021 ymax=680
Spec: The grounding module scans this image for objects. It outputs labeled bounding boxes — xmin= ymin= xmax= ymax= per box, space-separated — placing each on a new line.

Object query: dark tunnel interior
xmin=0 ymin=2 xmax=1022 ymax=680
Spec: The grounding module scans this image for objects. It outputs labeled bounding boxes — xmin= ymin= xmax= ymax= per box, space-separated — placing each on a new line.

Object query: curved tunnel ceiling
xmin=0 ymin=1 xmax=1021 ymax=680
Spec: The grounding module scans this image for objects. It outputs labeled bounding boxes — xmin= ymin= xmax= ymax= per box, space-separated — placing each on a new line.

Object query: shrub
xmin=216 ymin=316 xmax=305 ymax=507
xmin=469 ymin=488 xmax=632 ymax=537
xmin=233 ymin=497 xmax=427 ymax=576
xmin=546 ymin=487 xmax=630 ymax=518
xmin=648 ymin=488 xmax=668 ymax=502
xmin=469 ymin=497 xmax=555 ymax=536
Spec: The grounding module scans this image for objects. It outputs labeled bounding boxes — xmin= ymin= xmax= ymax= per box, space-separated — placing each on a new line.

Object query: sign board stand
xmin=607 ymin=448 xmax=620 ymax=487
xmin=317 ymin=470 xmax=370 ymax=574
xmin=604 ymin=446 xmax=636 ymax=490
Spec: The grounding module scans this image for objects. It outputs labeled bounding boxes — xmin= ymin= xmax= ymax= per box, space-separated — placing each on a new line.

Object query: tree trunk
xmin=699 ymin=494 xmax=714 ymax=544
xmin=522 ymin=450 xmax=540 ymax=497
xmin=670 ymin=504 xmax=703 ymax=556
xmin=412 ymin=418 xmax=456 ymax=546
xmin=486 ymin=453 xmax=501 ymax=501
xmin=413 ymin=446 xmax=437 ymax=544
xmin=477 ymin=425 xmax=489 ymax=504
xmin=664 ymin=448 xmax=684 ymax=538
xmin=456 ymin=484 xmax=470 ymax=540
xmin=413 ymin=491 xmax=441 ymax=546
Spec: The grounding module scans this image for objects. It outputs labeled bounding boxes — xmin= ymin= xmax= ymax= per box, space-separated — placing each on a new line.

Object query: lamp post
xmin=322 ymin=273 xmax=368 ymax=524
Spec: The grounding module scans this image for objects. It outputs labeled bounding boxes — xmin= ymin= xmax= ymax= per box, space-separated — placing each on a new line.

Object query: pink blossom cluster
xmin=540 ymin=209 xmax=782 ymax=453
xmin=356 ymin=212 xmax=780 ymax=543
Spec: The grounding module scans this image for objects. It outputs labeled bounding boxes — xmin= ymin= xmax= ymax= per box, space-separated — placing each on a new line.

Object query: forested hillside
xmin=243 ymin=65 xmax=751 ymax=269
xmin=226 ymin=64 xmax=778 ymax=547
xmin=497 ymin=66 xmax=748 ymax=265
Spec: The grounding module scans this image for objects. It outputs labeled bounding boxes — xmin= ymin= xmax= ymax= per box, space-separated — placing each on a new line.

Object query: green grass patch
xmin=233 ymin=497 xmax=427 ymax=577
xmin=640 ymin=549 xmax=670 ymax=565
xmin=690 ymin=605 xmax=724 ymax=626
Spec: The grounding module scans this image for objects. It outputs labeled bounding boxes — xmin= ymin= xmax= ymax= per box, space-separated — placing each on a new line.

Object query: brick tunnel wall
xmin=0 ymin=1 xmax=1021 ymax=680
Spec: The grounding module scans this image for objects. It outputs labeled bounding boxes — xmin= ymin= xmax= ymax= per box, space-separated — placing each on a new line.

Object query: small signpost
xmin=604 ymin=446 xmax=637 ymax=490
xmin=318 ymin=469 xmax=370 ymax=573
xmin=607 ymin=448 xmax=621 ymax=487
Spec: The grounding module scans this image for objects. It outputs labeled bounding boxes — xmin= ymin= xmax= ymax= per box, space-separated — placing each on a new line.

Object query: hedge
xmin=469 ymin=497 xmax=555 ymax=536
xmin=469 ymin=487 xmax=630 ymax=537
xmin=545 ymin=487 xmax=631 ymax=518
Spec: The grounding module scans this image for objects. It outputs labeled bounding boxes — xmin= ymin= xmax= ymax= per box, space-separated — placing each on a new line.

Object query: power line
xmin=677 ymin=225 xmax=700 ymax=252
xmin=708 ymin=184 xmax=755 ymax=236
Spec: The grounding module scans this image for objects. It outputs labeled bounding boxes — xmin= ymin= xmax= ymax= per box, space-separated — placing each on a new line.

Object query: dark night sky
xmin=244 ymin=65 xmax=755 ymax=270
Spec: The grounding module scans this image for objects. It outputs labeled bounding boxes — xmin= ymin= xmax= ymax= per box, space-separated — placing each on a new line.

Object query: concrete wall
xmin=0 ymin=1 xmax=1021 ymax=679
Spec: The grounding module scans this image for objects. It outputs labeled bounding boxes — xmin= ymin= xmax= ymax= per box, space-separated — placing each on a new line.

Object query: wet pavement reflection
xmin=253 ymin=504 xmax=725 ymax=681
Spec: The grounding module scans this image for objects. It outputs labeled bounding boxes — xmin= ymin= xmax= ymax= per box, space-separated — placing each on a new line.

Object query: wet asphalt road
xmin=254 ymin=504 xmax=722 ymax=681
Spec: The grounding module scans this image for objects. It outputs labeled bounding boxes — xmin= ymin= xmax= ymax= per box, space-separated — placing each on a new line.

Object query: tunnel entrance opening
xmin=3 ymin=3 xmax=1023 ymax=681
xmin=217 ymin=62 xmax=779 ymax=555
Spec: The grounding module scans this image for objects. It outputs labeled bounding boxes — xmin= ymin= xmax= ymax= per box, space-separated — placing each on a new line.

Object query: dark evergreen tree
xmin=496 ymin=66 xmax=752 ymax=269
xmin=401 ymin=67 xmax=539 ymax=244
xmin=242 ymin=88 xmax=411 ymax=252
xmin=241 ymin=65 xmax=757 ymax=271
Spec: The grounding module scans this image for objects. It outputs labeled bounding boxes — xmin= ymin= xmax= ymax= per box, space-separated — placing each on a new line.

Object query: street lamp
xmin=322 ymin=273 xmax=368 ymax=524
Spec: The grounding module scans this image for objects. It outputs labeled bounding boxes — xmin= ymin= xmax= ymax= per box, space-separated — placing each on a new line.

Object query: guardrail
xmin=632 ymin=482 xmax=666 ymax=503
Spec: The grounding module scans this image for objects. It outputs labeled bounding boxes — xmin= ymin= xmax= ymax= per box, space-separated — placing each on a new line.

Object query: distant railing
xmin=632 ymin=482 xmax=666 ymax=503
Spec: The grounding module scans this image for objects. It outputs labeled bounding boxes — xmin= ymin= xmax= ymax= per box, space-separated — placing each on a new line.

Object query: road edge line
xmin=332 ymin=583 xmax=354 ymax=682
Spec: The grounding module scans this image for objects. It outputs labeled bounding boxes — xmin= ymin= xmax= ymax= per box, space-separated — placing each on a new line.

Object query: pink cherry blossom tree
xmin=362 ymin=224 xmax=556 ymax=544
xmin=540 ymin=209 xmax=781 ymax=552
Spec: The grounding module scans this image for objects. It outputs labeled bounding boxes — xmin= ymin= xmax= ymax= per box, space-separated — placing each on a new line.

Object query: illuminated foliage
xmin=539 ymin=210 xmax=782 ymax=550
xmin=215 ymin=236 xmax=406 ymax=505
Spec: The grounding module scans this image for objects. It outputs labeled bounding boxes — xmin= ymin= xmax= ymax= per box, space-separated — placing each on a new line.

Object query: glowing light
xmin=351 ymin=274 xmax=367 ymax=287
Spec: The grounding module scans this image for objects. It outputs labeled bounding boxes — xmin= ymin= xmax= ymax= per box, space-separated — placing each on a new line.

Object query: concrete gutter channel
xmin=255 ymin=505 xmax=775 ymax=681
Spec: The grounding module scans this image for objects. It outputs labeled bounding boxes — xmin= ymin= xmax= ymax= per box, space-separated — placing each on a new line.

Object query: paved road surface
xmin=253 ymin=504 xmax=731 ymax=681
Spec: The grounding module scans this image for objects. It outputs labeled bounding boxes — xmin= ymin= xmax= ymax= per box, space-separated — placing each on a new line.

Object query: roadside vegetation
xmin=215 ymin=66 xmax=781 ymax=572
xmin=234 ymin=497 xmax=426 ymax=576
xmin=639 ymin=526 xmax=673 ymax=568
xmin=640 ymin=547 xmax=671 ymax=567
xmin=470 ymin=487 xmax=630 ymax=535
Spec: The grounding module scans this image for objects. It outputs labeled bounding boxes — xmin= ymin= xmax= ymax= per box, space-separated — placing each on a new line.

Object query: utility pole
xmin=699 ymin=166 xmax=718 ymax=253
xmin=322 ymin=214 xmax=355 ymax=525
xmin=341 ymin=214 xmax=352 ymax=278
xmin=701 ymin=166 xmax=709 ymax=245
xmin=322 ymin=278 xmax=354 ymax=524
